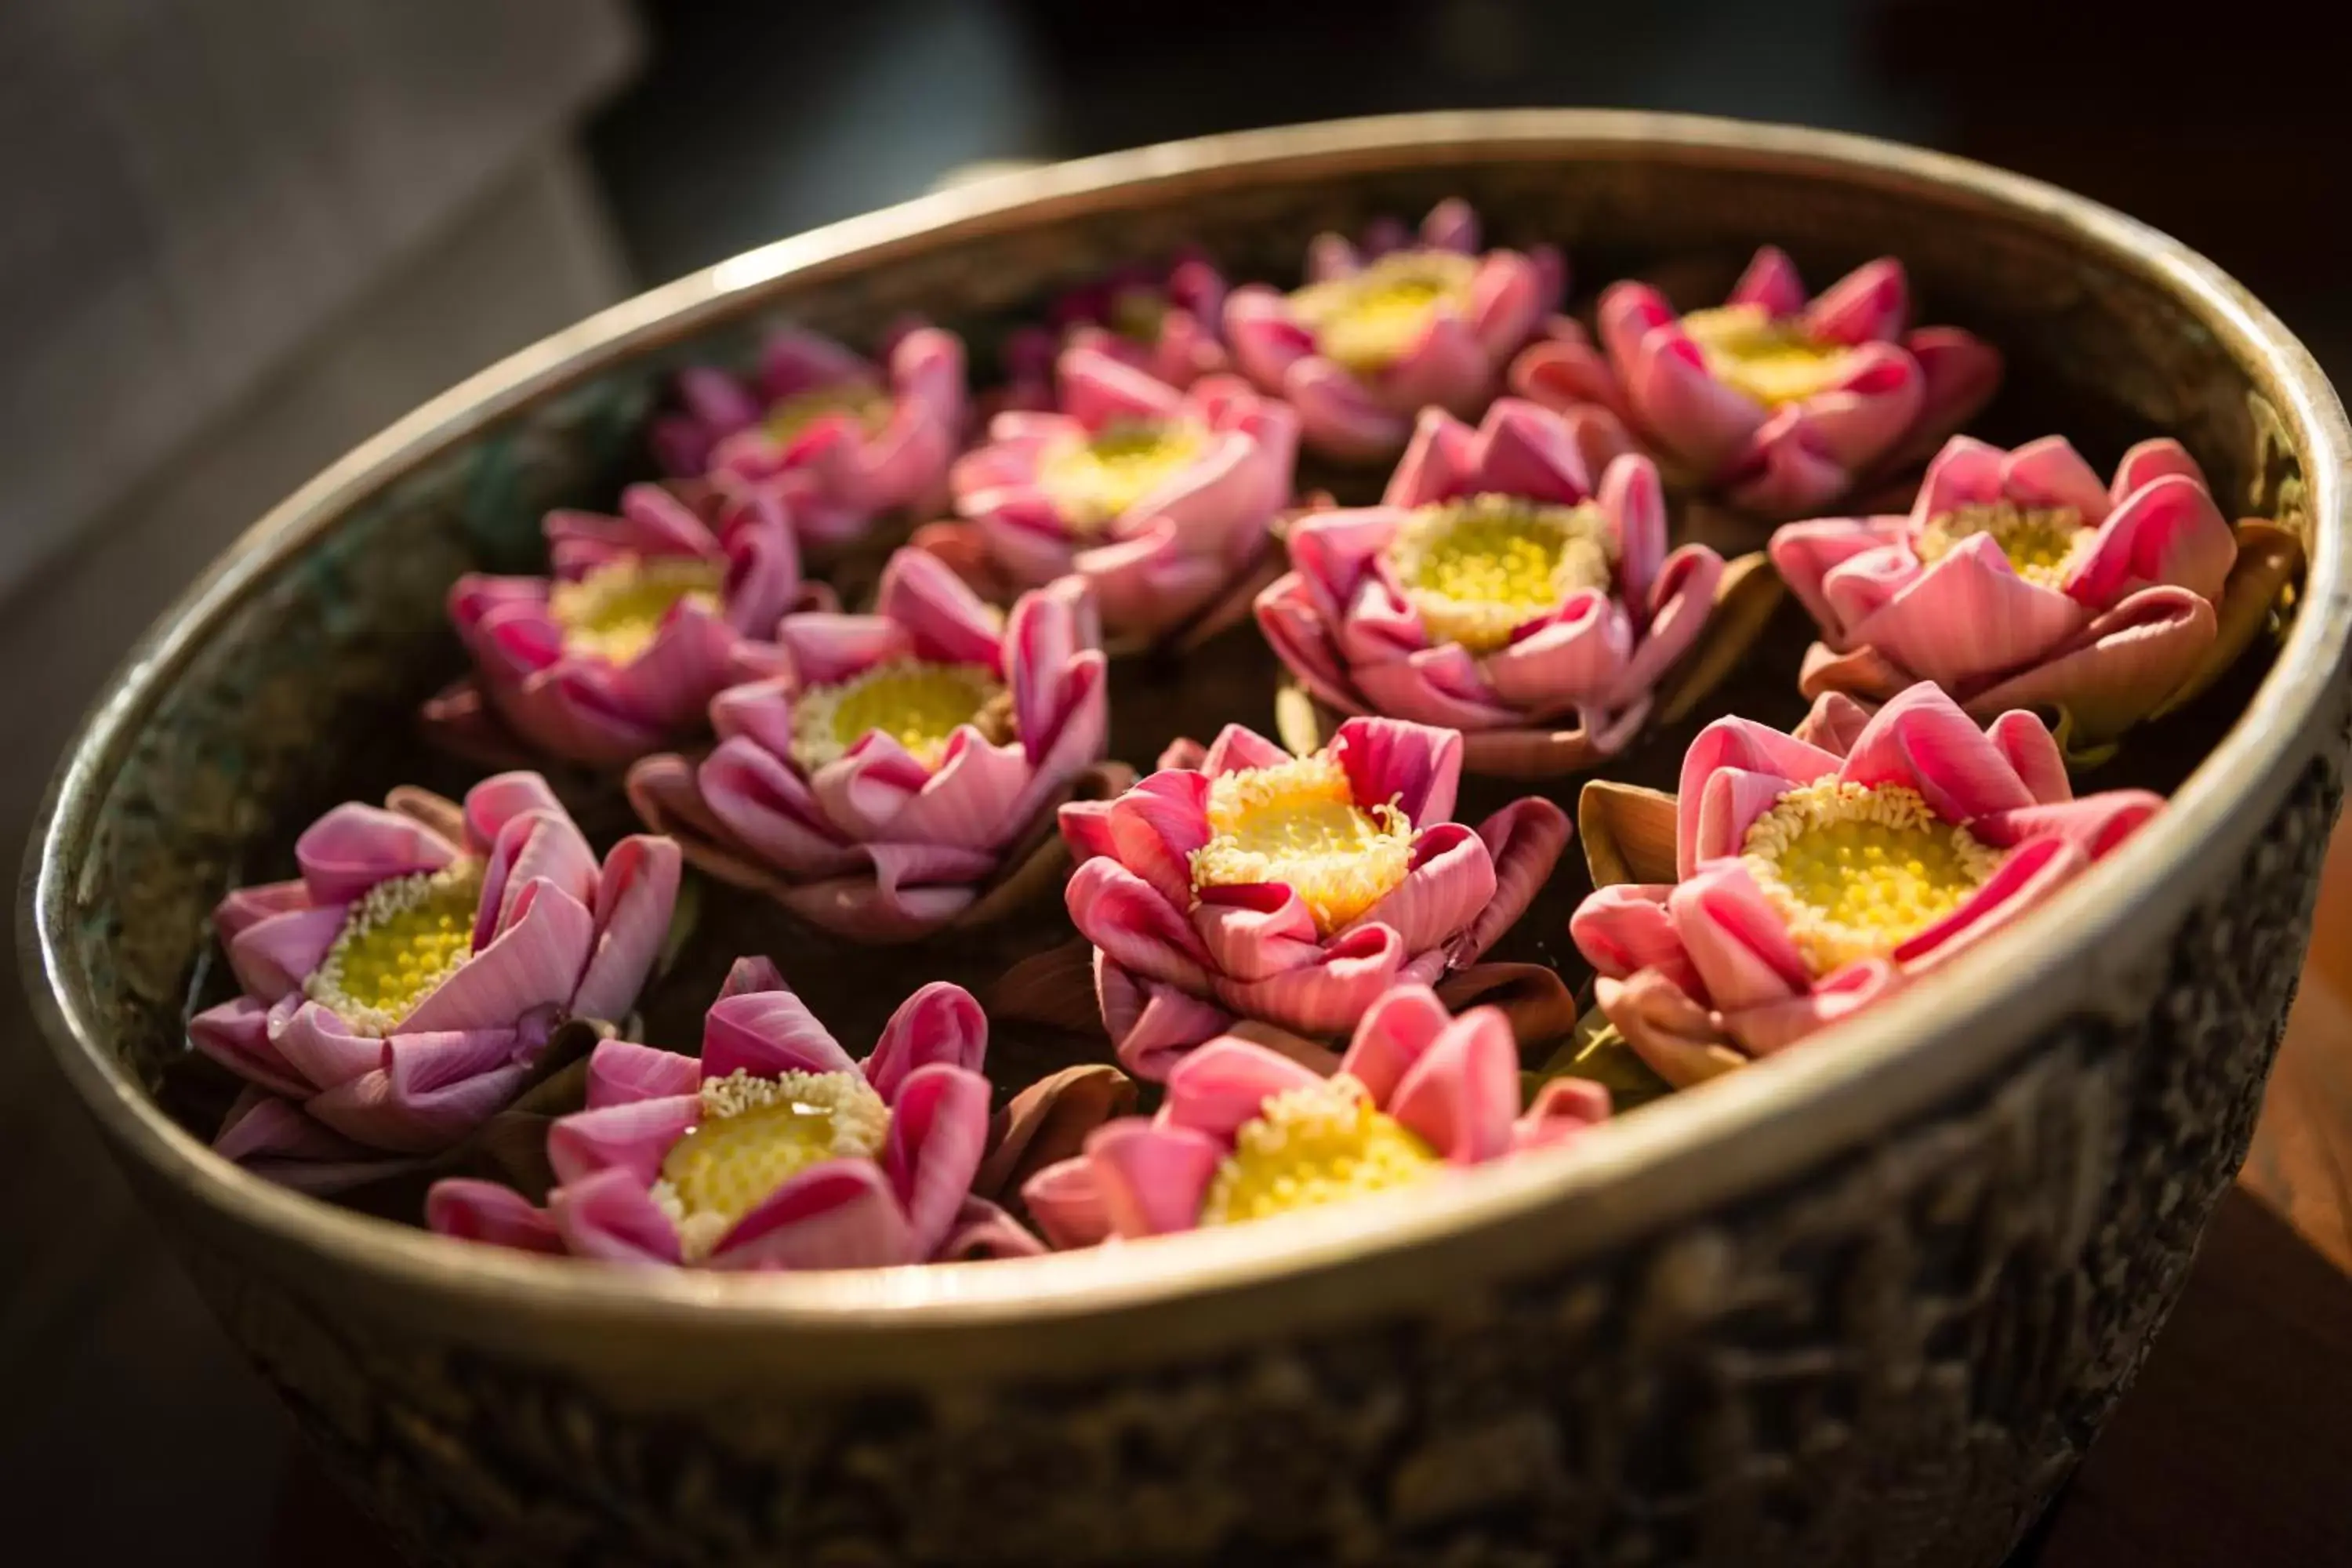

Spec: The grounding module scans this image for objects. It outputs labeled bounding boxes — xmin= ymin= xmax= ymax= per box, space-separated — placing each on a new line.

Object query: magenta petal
xmin=1192 ymin=884 xmax=1329 ymax=981
xmin=1804 ymin=256 xmax=1909 ymax=345
xmin=1335 ymin=985 xmax=1451 ymax=1104
xmin=190 ymin=996 xmax=311 ymax=1098
xmin=1282 ymin=357 xmax=1414 ymax=459
xmin=570 ymin=835 xmax=681 ymax=1023
xmin=550 ymin=1166 xmax=683 ymax=1265
xmin=307 ymin=1036 xmax=533 ymax=1154
xmin=1599 ymin=452 xmax=1667 ymax=608
xmin=1836 ymin=681 xmax=2038 ymax=822
xmin=1161 ymin=1038 xmax=1323 ymax=1142
xmin=1331 ymin=715 xmax=1463 ymax=827
xmin=1386 ymin=404 xmax=1477 ymax=510
xmin=1895 ymin=837 xmax=2085 ymax=971
xmin=586 ymin=1037 xmax=702 ymax=1109
xmin=1099 ymin=956 xmax=1237 ymax=1083
xmin=880 ymin=1062 xmax=992 ymax=1258
xmin=1613 ymin=543 xmax=1726 ymax=706
xmin=1725 ymin=958 xmax=1904 ymax=1055
xmin=1570 ymin=883 xmax=1696 ymax=985
xmin=876 ymin=548 xmax=1007 ymax=672
xmin=271 ymin=999 xmax=387 ymax=1091
xmin=1986 ymin=710 xmax=2071 ymax=806
xmin=1095 ymin=768 xmax=1213 ymax=910
xmin=1970 ymin=792 xmax=2161 ymax=862
xmin=1845 ymin=535 xmax=2087 ymax=691
xmin=1225 ymin=285 xmax=1316 ymax=387
xmin=1728 ymin=245 xmax=1807 ymax=318
xmin=426 ymin=1179 xmax=564 ymax=1254
xmin=703 ymin=987 xmax=860 ymax=1080
xmin=547 ymin=1092 xmax=700 ymax=1187
xmin=1387 ymin=1009 xmax=1519 ymax=1163
xmin=777 ymin=613 xmax=916 ymax=687
xmin=1086 ymin=1120 xmax=1222 ymax=1237
xmin=2064 ymin=474 xmax=2236 ymax=608
xmin=1676 ymin=718 xmax=1842 ymax=877
xmin=296 ymin=804 xmax=457 ymax=904
xmin=1211 ymin=922 xmax=1406 ymax=1035
xmin=404 ymin=881 xmax=593 ymax=1034
xmin=1021 ymin=1156 xmax=1114 ymax=1249
xmin=215 ymin=1091 xmax=371 ymax=1167
xmin=864 ymin=982 xmax=989 ymax=1102
xmin=1200 ymin=724 xmax=1295 ymax=779
xmin=1067 ymin=858 xmax=1212 ymax=991
xmin=223 ymin=903 xmax=347 ymax=1004
xmin=710 ymin=1159 xmax=920 ymax=1270
xmin=216 ymin=879 xmax=314 ymax=942
xmin=1668 ymin=861 xmax=1811 ymax=1011
xmin=1769 ymin=516 xmax=1913 ymax=644
xmin=1347 ymin=822 xmax=1496 ymax=955
xmin=1484 ymin=593 xmax=1631 ymax=713
xmin=1059 ymin=343 xmax=1185 ymax=424
xmin=697 ymin=737 xmax=861 ymax=879
xmin=477 ymin=808 xmax=599 ymax=949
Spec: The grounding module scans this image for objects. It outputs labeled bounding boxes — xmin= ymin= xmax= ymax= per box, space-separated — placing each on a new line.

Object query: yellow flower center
xmin=1035 ymin=416 xmax=1210 ymax=531
xmin=1740 ymin=780 xmax=2003 ymax=975
xmin=1680 ymin=303 xmax=1852 ymax=407
xmin=1200 ymin=1075 xmax=1439 ymax=1227
xmin=1189 ymin=752 xmax=1416 ymax=935
xmin=304 ymin=861 xmax=484 ymax=1036
xmin=547 ymin=555 xmax=725 ymax=666
xmin=1384 ymin=492 xmax=1617 ymax=654
xmin=652 ymin=1069 xmax=891 ymax=1263
xmin=1288 ymin=250 xmax=1479 ymax=373
xmin=1915 ymin=502 xmax=2090 ymax=588
xmin=789 ymin=659 xmax=1007 ymax=772
xmin=763 ymin=383 xmax=895 ymax=447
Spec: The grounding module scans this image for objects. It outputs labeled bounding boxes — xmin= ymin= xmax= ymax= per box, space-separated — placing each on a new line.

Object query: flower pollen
xmin=304 ymin=860 xmax=485 ymax=1036
xmin=1036 ymin=416 xmax=1209 ymax=529
xmin=1681 ymin=303 xmax=1852 ymax=407
xmin=1190 ymin=752 xmax=1416 ymax=935
xmin=763 ymin=383 xmax=895 ymax=447
xmin=1915 ymin=502 xmax=2090 ymax=588
xmin=1385 ymin=492 xmax=1617 ymax=653
xmin=789 ymin=659 xmax=1007 ymax=773
xmin=1200 ymin=1075 xmax=1439 ymax=1227
xmin=652 ymin=1069 xmax=891 ymax=1262
xmin=548 ymin=555 xmax=725 ymax=666
xmin=1740 ymin=779 xmax=2002 ymax=974
xmin=1289 ymin=250 xmax=1478 ymax=373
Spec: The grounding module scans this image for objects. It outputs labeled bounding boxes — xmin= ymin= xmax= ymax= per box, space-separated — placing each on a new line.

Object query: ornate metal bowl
xmin=21 ymin=112 xmax=2350 ymax=1566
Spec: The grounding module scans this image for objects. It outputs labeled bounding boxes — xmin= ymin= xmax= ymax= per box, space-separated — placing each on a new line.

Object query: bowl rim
xmin=21 ymin=109 xmax=2350 ymax=1363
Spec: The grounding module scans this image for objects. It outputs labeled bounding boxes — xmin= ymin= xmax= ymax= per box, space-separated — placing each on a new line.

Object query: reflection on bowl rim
xmin=20 ymin=110 xmax=2348 ymax=1364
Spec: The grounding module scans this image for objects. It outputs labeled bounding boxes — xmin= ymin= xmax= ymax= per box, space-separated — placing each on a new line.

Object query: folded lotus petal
xmin=1725 ymin=957 xmax=1904 ymax=1056
xmin=296 ymin=804 xmax=457 ymax=903
xmin=1345 ymin=821 xmax=1497 ymax=955
xmin=550 ymin=1166 xmax=684 ymax=1265
xmin=1283 ymin=356 xmax=1415 ymax=459
xmin=2065 ymin=474 xmax=2235 ymax=608
xmin=270 ymin=998 xmax=391 ymax=1091
xmin=223 ymin=902 xmax=347 ymax=1004
xmin=1767 ymin=343 xmax=1924 ymax=469
xmin=1676 ymin=718 xmax=1842 ymax=877
xmin=1515 ymin=1076 xmax=1613 ymax=1150
xmin=1598 ymin=451 xmax=1667 ymax=607
xmin=546 ymin=1092 xmax=701 ymax=1187
xmin=1597 ymin=970 xmax=1747 ymax=1089
xmin=1327 ymin=986 xmax=1446 ymax=1103
xmin=2111 ymin=437 xmax=2209 ymax=501
xmin=1354 ymin=641 xmax=1519 ymax=730
xmin=190 ymin=996 xmax=312 ymax=1098
xmin=216 ymin=878 xmax=315 ymax=942
xmin=1009 ymin=576 xmax=1097 ymax=750
xmin=1845 ymin=535 xmax=2086 ymax=690
xmin=1134 ymin=431 xmax=1280 ymax=557
xmin=1985 ymin=710 xmax=2072 ymax=807
xmin=875 ymin=548 xmax=1006 ymax=672
xmin=1724 ymin=412 xmax=1851 ymax=518
xmin=1817 ymin=542 xmax=1939 ymax=658
xmin=863 ymin=982 xmax=989 ymax=1101
xmin=1380 ymin=310 xmax=1494 ymax=418
xmin=1970 ymin=792 xmax=2162 ymax=862
xmin=678 ymin=362 xmax=763 ymax=434
xmin=586 ymin=1036 xmax=702 ymax=1109
xmin=1058 ymin=797 xmax=1120 ymax=864
xmin=969 ymin=495 xmax=1082 ymax=589
xmin=1790 ymin=691 xmax=1876 ymax=756
xmin=477 ymin=808 xmax=599 ymax=948
xmin=935 ymin=1196 xmax=1047 ymax=1261
xmin=777 ymin=851 xmax=996 ymax=938
xmin=878 ymin=1062 xmax=991 ymax=1258
xmin=451 ymin=579 xmax=557 ymax=663
xmin=775 ymin=614 xmax=916 ymax=688
xmin=569 ymin=835 xmax=680 ymax=1023
xmin=1618 ymin=325 xmax=1769 ymax=474
xmin=1835 ymin=681 xmax=2038 ymax=822
xmin=1693 ymin=765 xmax=1812 ymax=868
xmin=426 ymin=1179 xmax=565 ymax=1254
xmin=1386 ymin=405 xmax=1483 ymax=508
xmin=1007 ymin=654 xmax=1108 ymax=829
xmin=1770 ymin=517 xmax=1914 ymax=644
xmin=1797 ymin=639 xmax=1911 ymax=706
xmin=1895 ymin=837 xmax=2085 ymax=971
xmin=2002 ymin=435 xmax=2114 ymax=522
xmin=597 ymin=600 xmax=744 ymax=732
xmin=1087 ymin=1120 xmax=1225 ymax=1237
xmin=1896 ymin=328 xmax=2002 ymax=465
xmin=695 ymin=738 xmax=862 ymax=879
xmin=1570 ymin=882 xmax=1700 ymax=987
xmin=1210 ymin=922 xmax=1407 ymax=1035
xmin=1333 ymin=715 xmax=1462 ymax=827
xmin=1669 ymin=862 xmax=1810 ymax=1011
xmin=755 ymin=327 xmax=873 ymax=400
xmin=814 ymin=732 xmax=1026 ymax=848
xmin=1192 ymin=884 xmax=1331 ymax=981
xmin=402 ymin=880 xmax=593 ymax=1035
xmin=1467 ymin=251 xmax=1548 ymax=361
xmin=1161 ymin=1037 xmax=1325 ymax=1142
xmin=215 ymin=1091 xmax=375 ymax=1167
xmin=1225 ymin=285 xmax=1316 ymax=384
xmin=703 ymin=987 xmax=861 ymax=1080
xmin=1085 ymin=768 xmax=1211 ymax=909
xmin=1075 ymin=524 xmax=1228 ymax=636
xmin=1804 ymin=257 xmax=1908 ymax=346
xmin=1729 ymin=245 xmax=1808 ymax=318
xmin=1388 ymin=1009 xmax=1519 ymax=1163
xmin=1199 ymin=723 xmax=1295 ymax=779
xmin=1610 ymin=544 xmax=1726 ymax=707
xmin=1060 ymin=343 xmax=1186 ymax=426
xmin=308 ymin=1034 xmax=532 ymax=1154
xmin=463 ymin=772 xmax=568 ymax=852
xmin=1254 ymin=579 xmax=1365 ymax=715
xmin=1483 ymin=593 xmax=1631 ymax=711
xmin=1098 ymin=955 xmax=1236 ymax=1083
xmin=1508 ymin=328 xmax=1634 ymax=423
xmin=1021 ymin=1156 xmax=1114 ymax=1249
xmin=1065 ymin=858 xmax=1212 ymax=990
xmin=487 ymin=666 xmax=670 ymax=767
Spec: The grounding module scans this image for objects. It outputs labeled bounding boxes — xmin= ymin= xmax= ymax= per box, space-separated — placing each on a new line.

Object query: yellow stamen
xmin=1288 ymin=250 xmax=1479 ymax=373
xmin=789 ymin=659 xmax=1007 ymax=773
xmin=1189 ymin=752 xmax=1416 ymax=935
xmin=1740 ymin=779 xmax=2002 ymax=974
xmin=652 ymin=1069 xmax=890 ymax=1262
xmin=1915 ymin=502 xmax=2090 ymax=588
xmin=1384 ymin=492 xmax=1617 ymax=654
xmin=1681 ymin=303 xmax=1852 ymax=407
xmin=1200 ymin=1074 xmax=1439 ymax=1226
xmin=305 ymin=861 xmax=484 ymax=1036
xmin=764 ymin=383 xmax=894 ymax=447
xmin=1035 ymin=416 xmax=1210 ymax=530
xmin=547 ymin=556 xmax=725 ymax=666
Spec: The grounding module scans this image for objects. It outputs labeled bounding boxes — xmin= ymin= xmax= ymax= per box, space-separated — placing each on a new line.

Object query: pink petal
xmin=1225 ymin=285 xmax=1316 ymax=388
xmin=475 ymin=808 xmax=598 ymax=949
xmin=1058 ymin=343 xmax=1185 ymax=425
xmin=1676 ymin=717 xmax=1842 ymax=878
xmin=1086 ymin=1120 xmax=1223 ymax=1237
xmin=1843 ymin=535 xmax=2087 ymax=691
xmin=1098 ymin=956 xmax=1238 ymax=1083
xmin=1985 ymin=710 xmax=2071 ymax=806
xmin=307 ymin=1028 xmax=535 ymax=1152
xmin=863 ymin=982 xmax=989 ymax=1102
xmin=1483 ymin=593 xmax=1632 ymax=713
xmin=1507 ymin=325 xmax=1632 ymax=423
xmin=1192 ymin=884 xmax=1330 ymax=981
xmin=1283 ymin=357 xmax=1414 ymax=459
xmin=876 ymin=548 xmax=1007 ymax=672
xmin=776 ymin=613 xmax=916 ymax=688
xmin=1353 ymin=645 xmax=1518 ymax=730
xmin=1727 ymin=245 xmax=1807 ymax=318
xmin=1345 ymin=822 xmax=1495 ymax=955
xmin=1210 ymin=922 xmax=1406 ymax=1035
xmin=550 ymin=1167 xmax=683 ymax=1265
xmin=1691 ymin=765 xmax=1810 ymax=869
xmin=880 ymin=1062 xmax=993 ymax=1258
xmin=1065 ymin=857 xmax=1212 ymax=991
xmin=1769 ymin=516 xmax=1913 ymax=644
xmin=214 ymin=879 xmax=313 ymax=943
xmin=1897 ymin=328 xmax=2002 ymax=464
xmin=2111 ymin=437 xmax=2209 ymax=502
xmin=547 ymin=1092 xmax=700 ymax=1187
xmin=1387 ymin=1008 xmax=1519 ymax=1163
xmin=569 ymin=835 xmax=681 ymax=1023
xmin=462 ymin=771 xmax=568 ymax=852
xmin=1160 ymin=1038 xmax=1323 ymax=1142
xmin=2063 ymin=474 xmax=2235 ymax=608
xmin=1377 ymin=310 xmax=1494 ymax=418
xmin=695 ymin=738 xmax=862 ymax=880
xmin=402 ymin=881 xmax=593 ymax=1034
xmin=2003 ymin=435 xmax=2114 ymax=522
xmin=1835 ymin=681 xmax=2037 ymax=822
xmin=1790 ymin=690 xmax=1876 ymax=756
xmin=1021 ymin=1156 xmax=1114 ymax=1250
xmin=1466 ymin=251 xmax=1547 ymax=361
xmin=1335 ymin=984 xmax=1451 ymax=1105
xmin=707 ymin=1160 xmax=920 ymax=1271
xmin=270 ymin=999 xmax=389 ymax=1091
xmin=190 ymin=996 xmax=310 ymax=1098
xmin=1724 ymin=957 xmax=1904 ymax=1055
xmin=1612 ymin=543 xmax=1726 ymax=706
xmin=295 ymin=803 xmax=457 ymax=904
xmin=1200 ymin=724 xmax=1294 ymax=779
xmin=1913 ymin=434 xmax=2009 ymax=519
xmin=1895 ymin=837 xmax=2086 ymax=972
xmin=426 ymin=1179 xmax=564 ymax=1254
xmin=1599 ymin=451 xmax=1667 ymax=608
xmin=1570 ymin=883 xmax=1697 ymax=987
xmin=1331 ymin=716 xmax=1463 ymax=828
xmin=1669 ymin=861 xmax=1811 ymax=1011
xmin=1461 ymin=796 xmax=1570 ymax=961
xmin=223 ymin=903 xmax=347 ymax=1004
xmin=702 ymin=986 xmax=860 ymax=1080
xmin=1803 ymin=257 xmax=1908 ymax=345
xmin=1970 ymin=792 xmax=2162 ymax=862
xmin=585 ymin=1036 xmax=702 ymax=1109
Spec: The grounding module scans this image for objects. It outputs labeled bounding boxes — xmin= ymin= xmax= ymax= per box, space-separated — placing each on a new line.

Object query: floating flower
xmin=938 ymin=345 xmax=1298 ymax=645
xmin=1510 ymin=246 xmax=2001 ymax=516
xmin=626 ymin=548 xmax=1115 ymax=941
xmin=1058 ymin=717 xmax=1570 ymax=1080
xmin=188 ymin=775 xmax=681 ymax=1190
xmin=1018 ymin=985 xmax=1610 ymax=1247
xmin=1257 ymin=398 xmax=1777 ymax=775
xmin=999 ymin=249 xmax=1230 ymax=409
xmin=1568 ymin=684 xmax=2161 ymax=1087
xmin=426 ymin=957 xmax=1043 ymax=1268
xmin=1225 ymin=199 xmax=1563 ymax=460
xmin=652 ymin=323 xmax=967 ymax=549
xmin=1771 ymin=434 xmax=2294 ymax=758
xmin=425 ymin=484 xmax=808 ymax=768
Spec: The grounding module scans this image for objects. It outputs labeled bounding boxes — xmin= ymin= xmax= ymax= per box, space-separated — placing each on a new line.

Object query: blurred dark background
xmin=2 ymin=1 xmax=2347 ymax=1560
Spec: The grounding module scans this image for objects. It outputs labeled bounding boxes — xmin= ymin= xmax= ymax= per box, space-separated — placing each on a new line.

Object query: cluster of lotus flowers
xmin=186 ymin=201 xmax=2301 ymax=1276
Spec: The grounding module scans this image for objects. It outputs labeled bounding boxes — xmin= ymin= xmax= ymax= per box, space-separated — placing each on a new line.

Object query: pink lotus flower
xmin=1770 ymin=434 xmax=2240 ymax=751
xmin=1000 ymin=249 xmax=1230 ymax=409
xmin=1225 ymin=199 xmax=1563 ymax=460
xmin=426 ymin=957 xmax=1040 ymax=1268
xmin=1567 ymin=684 xmax=2161 ymax=1088
xmin=1510 ymin=246 xmax=2001 ymax=516
xmin=652 ymin=324 xmax=967 ymax=548
xmin=1058 ymin=717 xmax=1570 ymax=1080
xmin=627 ymin=548 xmax=1112 ymax=941
xmin=426 ymin=483 xmax=807 ymax=768
xmin=943 ymin=345 xmax=1298 ymax=644
xmin=1255 ymin=397 xmax=1733 ymax=771
xmin=1018 ymin=985 xmax=1610 ymax=1247
xmin=188 ymin=774 xmax=681 ymax=1190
